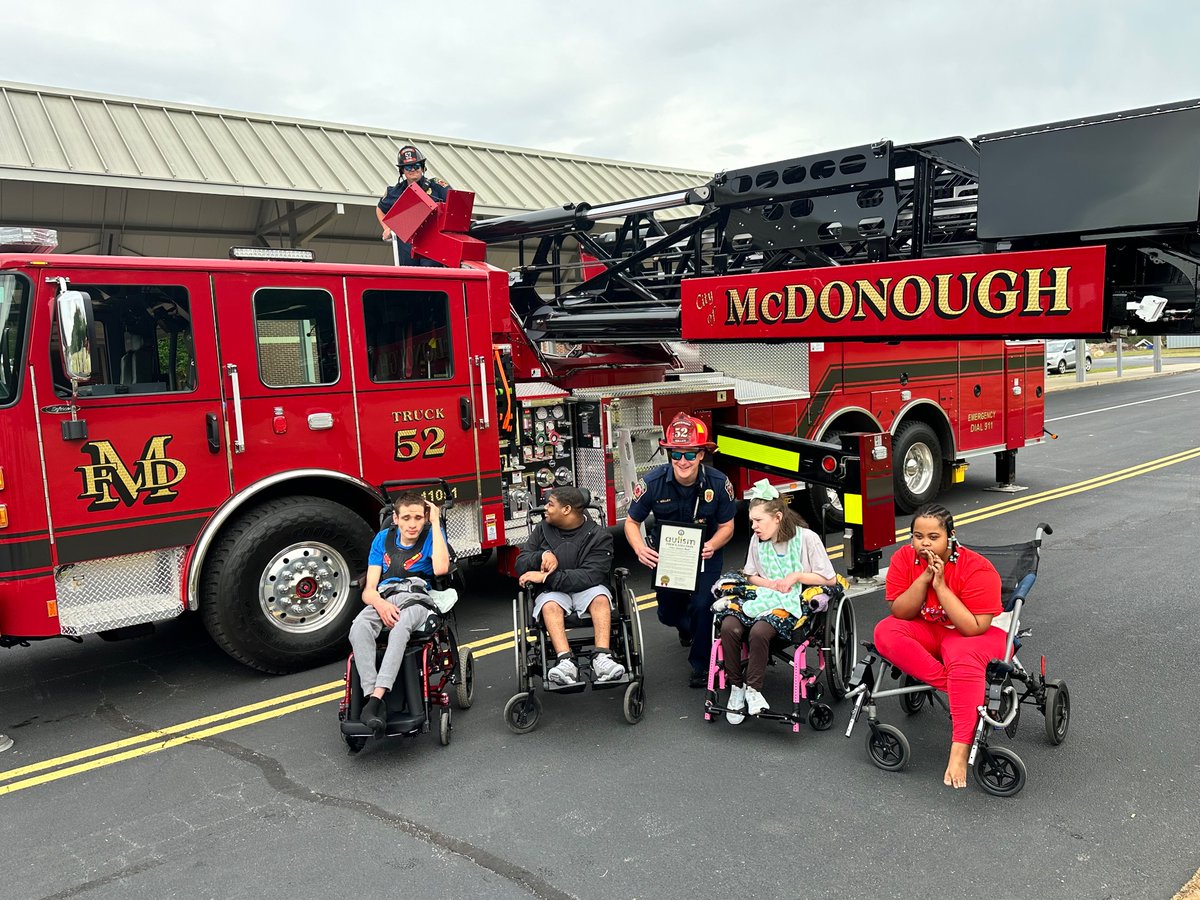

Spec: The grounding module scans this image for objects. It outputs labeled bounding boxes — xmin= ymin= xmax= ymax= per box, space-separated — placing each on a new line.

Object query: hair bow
xmin=748 ymin=479 xmax=779 ymax=501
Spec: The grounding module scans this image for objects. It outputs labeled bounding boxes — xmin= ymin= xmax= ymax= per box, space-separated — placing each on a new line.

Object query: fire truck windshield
xmin=0 ymin=274 xmax=30 ymax=406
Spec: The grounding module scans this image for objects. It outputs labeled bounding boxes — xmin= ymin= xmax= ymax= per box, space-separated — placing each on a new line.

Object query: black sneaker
xmin=688 ymin=669 xmax=706 ymax=689
xmin=677 ymin=629 xmax=693 ymax=648
xmin=361 ymin=696 xmax=386 ymax=735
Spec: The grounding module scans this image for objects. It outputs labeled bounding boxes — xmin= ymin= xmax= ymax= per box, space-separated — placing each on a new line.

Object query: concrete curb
xmin=1044 ymin=363 xmax=1200 ymax=392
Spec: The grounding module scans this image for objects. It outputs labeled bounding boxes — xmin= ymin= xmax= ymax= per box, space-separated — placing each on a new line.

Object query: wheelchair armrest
xmin=1004 ymin=572 xmax=1037 ymax=611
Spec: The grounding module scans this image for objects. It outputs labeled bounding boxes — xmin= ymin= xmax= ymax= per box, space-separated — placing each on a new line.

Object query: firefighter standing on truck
xmin=376 ymin=144 xmax=451 ymax=266
xmin=624 ymin=413 xmax=736 ymax=688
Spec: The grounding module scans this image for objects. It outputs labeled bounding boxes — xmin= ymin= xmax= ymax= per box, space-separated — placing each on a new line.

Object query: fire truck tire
xmin=892 ymin=421 xmax=943 ymax=513
xmin=201 ymin=496 xmax=373 ymax=674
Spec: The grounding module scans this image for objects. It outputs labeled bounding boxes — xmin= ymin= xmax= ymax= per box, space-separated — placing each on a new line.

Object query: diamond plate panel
xmin=445 ymin=501 xmax=482 ymax=557
xmin=515 ymin=381 xmax=569 ymax=399
xmin=576 ymin=447 xmax=609 ymax=526
xmin=56 ymin=547 xmax=185 ymax=635
xmin=571 ymin=376 xmax=733 ymax=400
xmin=698 ymin=342 xmax=810 ymax=391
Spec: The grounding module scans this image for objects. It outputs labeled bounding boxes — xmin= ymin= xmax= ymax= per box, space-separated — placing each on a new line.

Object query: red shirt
xmin=885 ymin=545 xmax=1002 ymax=626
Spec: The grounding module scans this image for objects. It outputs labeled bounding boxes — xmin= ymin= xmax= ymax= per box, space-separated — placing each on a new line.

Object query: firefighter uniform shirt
xmin=626 ymin=463 xmax=737 ymax=547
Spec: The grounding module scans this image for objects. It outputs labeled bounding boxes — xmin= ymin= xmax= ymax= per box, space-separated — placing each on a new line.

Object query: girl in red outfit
xmin=874 ymin=504 xmax=1004 ymax=789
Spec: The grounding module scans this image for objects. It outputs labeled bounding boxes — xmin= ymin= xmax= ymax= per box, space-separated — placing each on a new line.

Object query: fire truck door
xmin=211 ymin=273 xmax=358 ymax=490
xmin=344 ymin=274 xmax=493 ymax=524
xmin=956 ymin=340 xmax=1006 ymax=451
xmin=1004 ymin=343 xmax=1033 ymax=450
xmin=32 ymin=269 xmax=228 ymax=568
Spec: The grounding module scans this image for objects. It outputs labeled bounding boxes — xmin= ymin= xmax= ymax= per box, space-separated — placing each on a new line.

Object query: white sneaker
xmin=0 ymin=733 xmax=12 ymax=753
xmin=592 ymin=652 xmax=626 ymax=682
xmin=548 ymin=656 xmax=579 ymax=685
xmin=745 ymin=686 xmax=770 ymax=716
xmin=726 ymin=684 xmax=746 ymax=725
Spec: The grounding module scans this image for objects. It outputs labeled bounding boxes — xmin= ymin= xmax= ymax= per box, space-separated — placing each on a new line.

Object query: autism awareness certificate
xmin=654 ymin=522 xmax=704 ymax=593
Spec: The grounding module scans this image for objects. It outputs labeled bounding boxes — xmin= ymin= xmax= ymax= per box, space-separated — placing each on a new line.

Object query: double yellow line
xmin=3 ymin=445 xmax=1197 ymax=797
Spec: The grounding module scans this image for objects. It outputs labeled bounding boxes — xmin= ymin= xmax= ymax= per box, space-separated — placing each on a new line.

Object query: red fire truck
xmin=1 ymin=99 xmax=1197 ymax=671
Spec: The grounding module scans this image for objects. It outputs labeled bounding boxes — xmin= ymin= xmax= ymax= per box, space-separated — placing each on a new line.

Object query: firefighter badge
xmin=704 ymin=488 xmax=714 ymax=503
xmin=633 ymin=478 xmax=647 ymax=500
xmin=725 ymin=480 xmax=736 ymax=500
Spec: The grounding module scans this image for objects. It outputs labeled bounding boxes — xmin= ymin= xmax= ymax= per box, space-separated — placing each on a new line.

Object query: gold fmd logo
xmin=76 ymin=436 xmax=187 ymax=511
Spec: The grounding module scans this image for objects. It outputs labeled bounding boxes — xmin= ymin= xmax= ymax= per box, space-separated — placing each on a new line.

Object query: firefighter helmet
xmin=658 ymin=412 xmax=716 ymax=451
xmin=397 ymin=145 xmax=427 ymax=168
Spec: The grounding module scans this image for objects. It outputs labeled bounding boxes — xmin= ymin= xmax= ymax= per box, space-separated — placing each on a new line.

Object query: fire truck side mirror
xmin=56 ymin=290 xmax=96 ymax=384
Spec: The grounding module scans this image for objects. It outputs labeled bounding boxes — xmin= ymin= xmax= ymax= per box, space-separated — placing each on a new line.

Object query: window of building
xmin=253 ymin=288 xmax=339 ymax=387
xmin=50 ymin=284 xmax=195 ymax=396
xmin=363 ymin=289 xmax=453 ymax=382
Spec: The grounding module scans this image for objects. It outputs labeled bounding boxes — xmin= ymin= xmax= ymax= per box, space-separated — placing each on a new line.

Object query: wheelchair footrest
xmin=340 ymin=710 xmax=427 ymax=737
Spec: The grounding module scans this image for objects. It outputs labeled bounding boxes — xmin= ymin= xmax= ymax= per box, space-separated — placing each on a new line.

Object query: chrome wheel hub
xmin=259 ymin=541 xmax=350 ymax=633
xmin=903 ymin=442 xmax=935 ymax=496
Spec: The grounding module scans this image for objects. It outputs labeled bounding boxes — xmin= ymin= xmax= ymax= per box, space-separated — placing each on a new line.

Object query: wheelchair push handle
xmin=379 ymin=478 xmax=455 ymax=511
xmin=1035 ymin=522 xmax=1053 ymax=541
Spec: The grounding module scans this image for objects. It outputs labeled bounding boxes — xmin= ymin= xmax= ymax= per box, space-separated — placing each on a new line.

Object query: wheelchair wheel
xmin=807 ymin=702 xmax=834 ymax=731
xmin=900 ymin=678 xmax=926 ymax=715
xmin=623 ymin=681 xmax=645 ymax=725
xmin=1043 ymin=679 xmax=1070 ymax=745
xmin=438 ymin=707 xmax=452 ymax=746
xmin=973 ymin=746 xmax=1026 ymax=797
xmin=866 ymin=723 xmax=910 ymax=771
xmin=503 ymin=691 xmax=542 ymax=734
xmin=454 ymin=648 xmax=475 ymax=710
xmin=824 ymin=593 xmax=858 ymax=700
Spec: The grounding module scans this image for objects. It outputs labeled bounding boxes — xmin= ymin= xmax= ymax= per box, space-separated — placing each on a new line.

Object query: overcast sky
xmin=7 ymin=1 xmax=1200 ymax=173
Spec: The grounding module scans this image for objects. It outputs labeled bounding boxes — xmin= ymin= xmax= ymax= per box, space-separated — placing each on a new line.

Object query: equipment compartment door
xmin=345 ymin=274 xmax=495 ymax=524
xmin=212 ymin=273 xmax=359 ymax=491
xmin=32 ymin=268 xmax=227 ymax=567
xmin=1003 ymin=342 xmax=1038 ymax=450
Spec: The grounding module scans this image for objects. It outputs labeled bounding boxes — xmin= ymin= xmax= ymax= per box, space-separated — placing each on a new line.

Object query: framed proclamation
xmin=654 ymin=521 xmax=704 ymax=593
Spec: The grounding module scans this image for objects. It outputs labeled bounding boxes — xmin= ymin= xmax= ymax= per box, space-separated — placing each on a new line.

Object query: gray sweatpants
xmin=349 ymin=603 xmax=428 ymax=696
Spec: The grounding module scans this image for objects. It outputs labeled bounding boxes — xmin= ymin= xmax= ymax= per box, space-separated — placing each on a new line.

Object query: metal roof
xmin=0 ymin=80 xmax=709 ymax=217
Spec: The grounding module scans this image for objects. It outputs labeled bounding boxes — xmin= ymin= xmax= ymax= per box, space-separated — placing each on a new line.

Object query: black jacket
xmin=515 ymin=519 xmax=613 ymax=595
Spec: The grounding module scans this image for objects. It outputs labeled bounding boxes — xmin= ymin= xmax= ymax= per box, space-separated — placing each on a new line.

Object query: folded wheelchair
xmin=843 ymin=523 xmax=1069 ymax=796
xmin=703 ymin=575 xmax=857 ymax=733
xmin=337 ymin=480 xmax=474 ymax=753
xmin=503 ymin=493 xmax=646 ymax=733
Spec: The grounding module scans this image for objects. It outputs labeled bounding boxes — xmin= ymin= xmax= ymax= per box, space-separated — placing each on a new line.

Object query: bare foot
xmin=943 ymin=742 xmax=970 ymax=789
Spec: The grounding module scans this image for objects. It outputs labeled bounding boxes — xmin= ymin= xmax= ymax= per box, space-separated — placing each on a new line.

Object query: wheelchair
xmin=337 ymin=480 xmax=474 ymax=753
xmin=503 ymin=493 xmax=646 ymax=733
xmin=843 ymin=523 xmax=1069 ymax=797
xmin=702 ymin=575 xmax=856 ymax=733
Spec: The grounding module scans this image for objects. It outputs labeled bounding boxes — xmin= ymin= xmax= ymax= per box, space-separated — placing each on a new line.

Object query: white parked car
xmin=1044 ymin=339 xmax=1092 ymax=374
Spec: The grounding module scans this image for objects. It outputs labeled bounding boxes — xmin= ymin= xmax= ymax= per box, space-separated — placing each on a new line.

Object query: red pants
xmin=873 ymin=616 xmax=1007 ymax=744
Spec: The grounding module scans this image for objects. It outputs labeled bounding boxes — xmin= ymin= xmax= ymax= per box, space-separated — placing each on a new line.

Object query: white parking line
xmin=1046 ymin=388 xmax=1200 ymax=422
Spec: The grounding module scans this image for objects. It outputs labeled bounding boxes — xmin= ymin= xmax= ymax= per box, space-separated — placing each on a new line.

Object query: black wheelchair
xmin=702 ymin=575 xmax=856 ymax=733
xmin=503 ymin=492 xmax=646 ymax=733
xmin=337 ymin=480 xmax=474 ymax=753
xmin=844 ymin=523 xmax=1069 ymax=796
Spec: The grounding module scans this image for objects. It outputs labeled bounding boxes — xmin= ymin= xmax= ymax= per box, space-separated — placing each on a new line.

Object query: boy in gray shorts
xmin=515 ymin=486 xmax=625 ymax=685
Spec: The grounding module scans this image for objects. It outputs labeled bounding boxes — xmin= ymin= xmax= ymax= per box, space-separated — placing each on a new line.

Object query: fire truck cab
xmin=0 ymin=241 xmax=502 ymax=671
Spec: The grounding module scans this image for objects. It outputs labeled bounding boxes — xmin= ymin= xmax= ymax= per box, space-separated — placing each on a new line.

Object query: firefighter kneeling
xmin=624 ymin=413 xmax=737 ymax=688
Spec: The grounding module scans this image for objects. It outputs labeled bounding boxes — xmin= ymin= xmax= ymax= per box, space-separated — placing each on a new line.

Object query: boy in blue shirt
xmin=350 ymin=491 xmax=451 ymax=734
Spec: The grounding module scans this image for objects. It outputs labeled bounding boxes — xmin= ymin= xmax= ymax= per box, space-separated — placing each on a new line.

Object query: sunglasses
xmin=401 ymin=163 xmax=423 ymax=171
xmin=669 ymin=450 xmax=699 ymax=461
